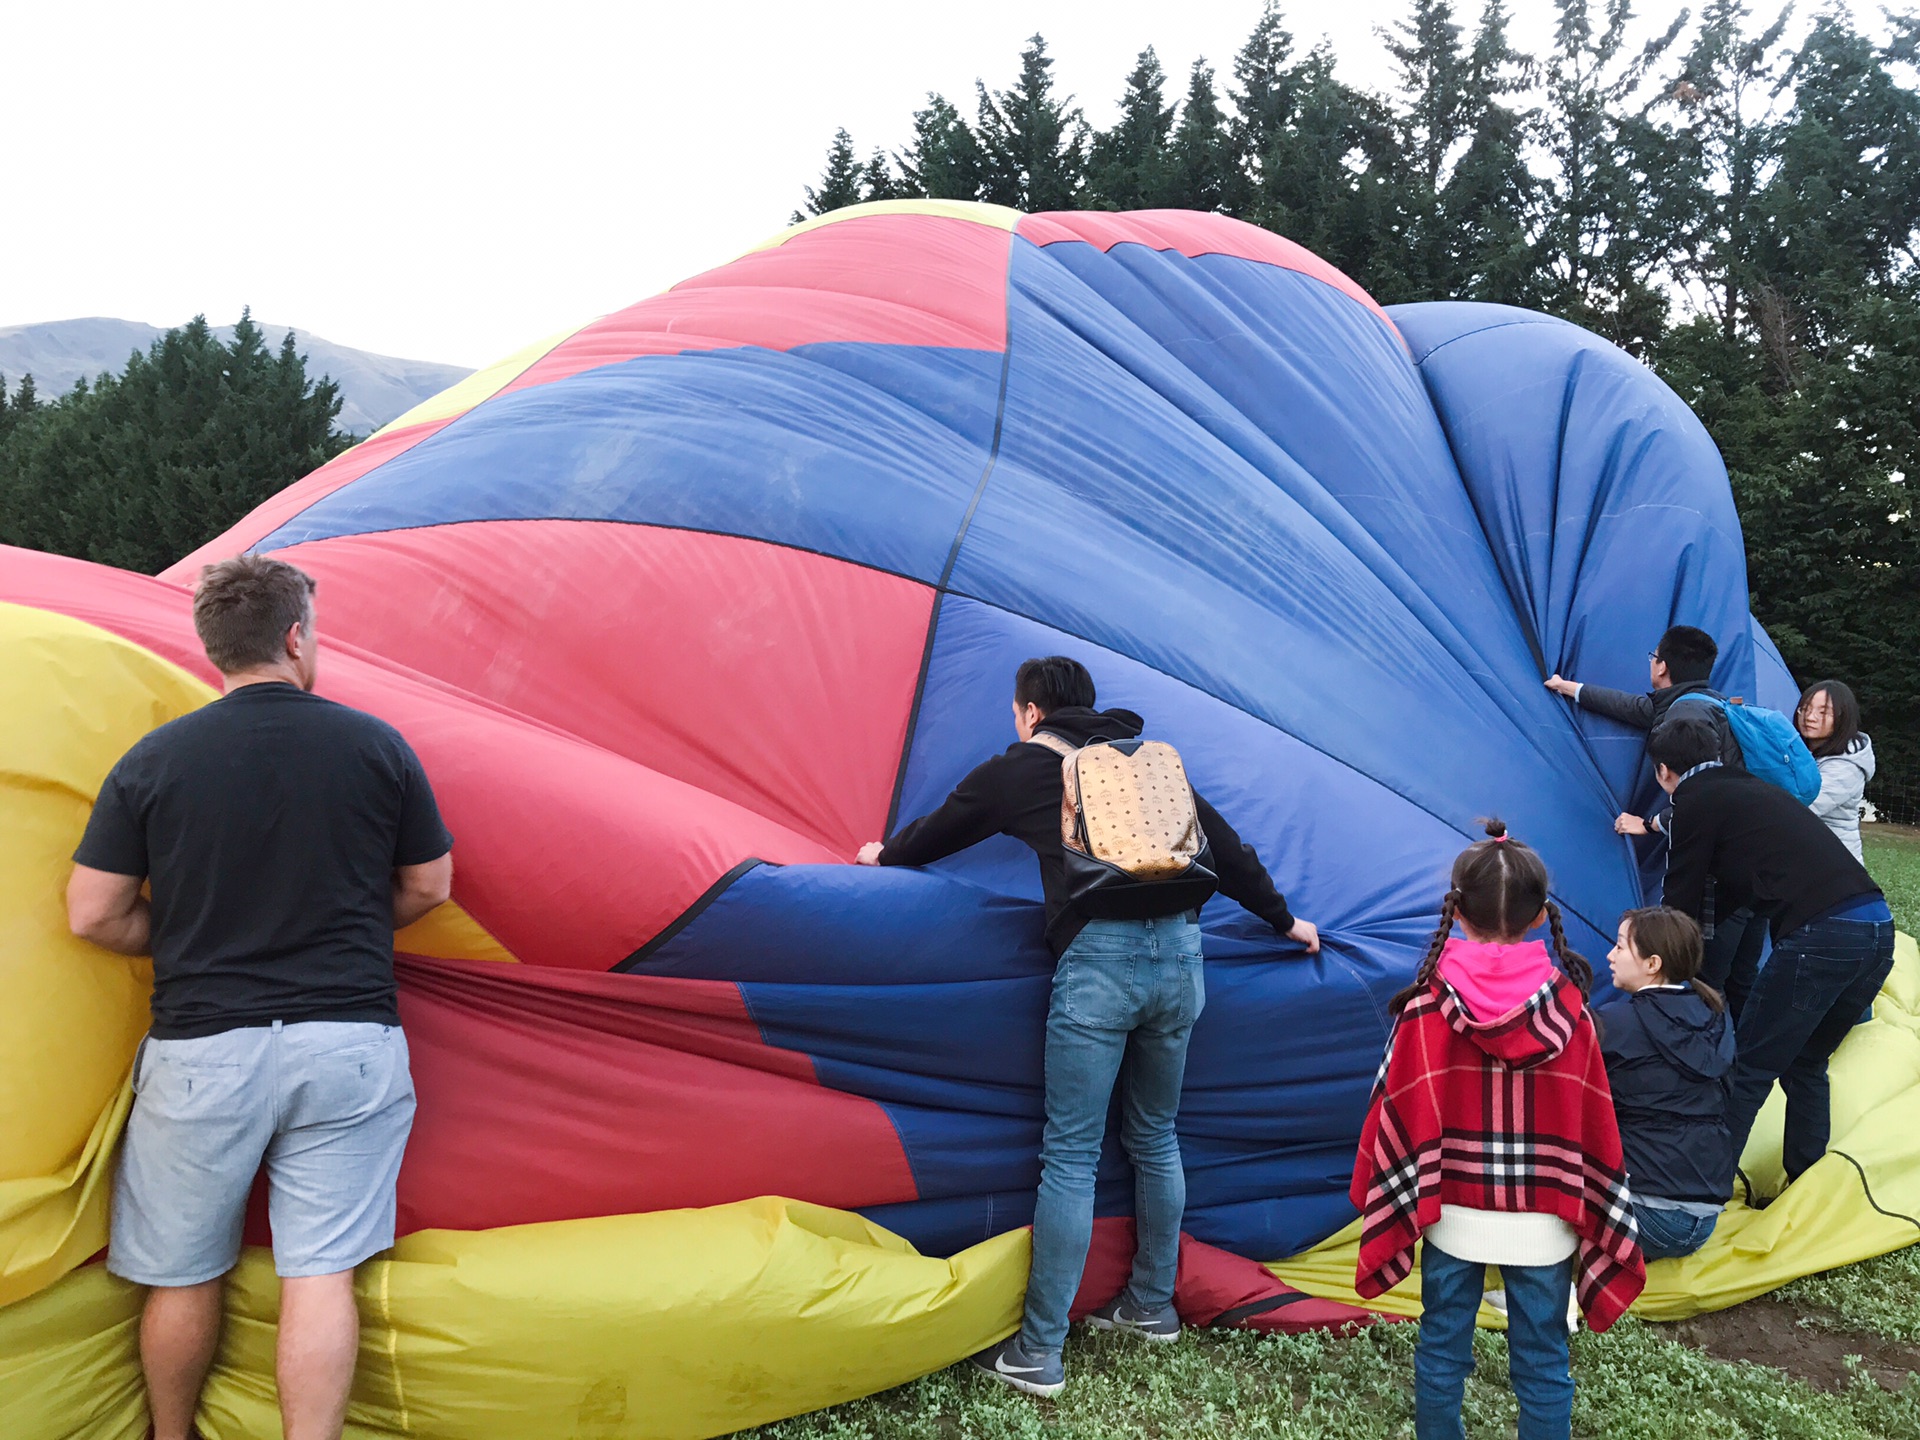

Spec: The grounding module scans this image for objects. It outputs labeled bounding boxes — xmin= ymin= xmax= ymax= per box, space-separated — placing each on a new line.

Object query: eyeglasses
xmin=1647 ymin=651 xmax=1662 ymax=662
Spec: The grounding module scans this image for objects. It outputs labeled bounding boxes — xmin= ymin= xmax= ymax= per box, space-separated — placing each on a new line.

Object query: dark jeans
xmin=1018 ymin=914 xmax=1205 ymax=1357
xmin=1700 ymin=905 xmax=1767 ymax=1018
xmin=1416 ymin=1243 xmax=1573 ymax=1440
xmin=1725 ymin=914 xmax=1896 ymax=1181
xmin=1632 ymin=1201 xmax=1718 ymax=1260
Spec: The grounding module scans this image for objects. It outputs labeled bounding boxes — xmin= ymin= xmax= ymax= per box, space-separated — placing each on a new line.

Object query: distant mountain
xmin=0 ymin=318 xmax=472 ymax=435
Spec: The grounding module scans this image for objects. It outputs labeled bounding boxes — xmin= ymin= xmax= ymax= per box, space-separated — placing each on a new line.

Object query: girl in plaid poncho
xmin=1350 ymin=821 xmax=1644 ymax=1440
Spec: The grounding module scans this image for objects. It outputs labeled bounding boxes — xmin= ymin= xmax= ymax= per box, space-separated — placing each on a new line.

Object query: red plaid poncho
xmin=1348 ymin=964 xmax=1646 ymax=1331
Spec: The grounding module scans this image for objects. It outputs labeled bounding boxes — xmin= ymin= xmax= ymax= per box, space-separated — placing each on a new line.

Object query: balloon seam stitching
xmin=881 ymin=236 xmax=1020 ymax=835
xmin=610 ymin=858 xmax=769 ymax=971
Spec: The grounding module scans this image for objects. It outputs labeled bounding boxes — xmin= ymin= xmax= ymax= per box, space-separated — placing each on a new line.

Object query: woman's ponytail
xmin=1689 ymin=978 xmax=1727 ymax=1013
xmin=1389 ymin=889 xmax=1459 ymax=1014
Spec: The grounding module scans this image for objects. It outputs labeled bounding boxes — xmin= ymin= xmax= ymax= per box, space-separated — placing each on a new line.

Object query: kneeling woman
xmin=1602 ymin=907 xmax=1736 ymax=1258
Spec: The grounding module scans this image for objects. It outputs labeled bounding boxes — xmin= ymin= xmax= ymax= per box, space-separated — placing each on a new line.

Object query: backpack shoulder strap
xmin=1027 ymin=732 xmax=1077 ymax=758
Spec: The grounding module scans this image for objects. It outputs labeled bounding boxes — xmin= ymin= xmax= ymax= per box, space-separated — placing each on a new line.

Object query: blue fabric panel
xmin=648 ymin=596 xmax=1598 ymax=1258
xmin=249 ymin=344 xmax=1005 ymax=578
xmin=1389 ymin=301 xmax=1757 ymax=816
xmin=1750 ymin=618 xmax=1802 ymax=714
xmin=943 ymin=242 xmax=1636 ymax=941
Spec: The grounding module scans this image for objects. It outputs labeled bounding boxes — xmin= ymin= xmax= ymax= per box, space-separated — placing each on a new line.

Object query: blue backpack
xmin=1669 ymin=694 xmax=1822 ymax=804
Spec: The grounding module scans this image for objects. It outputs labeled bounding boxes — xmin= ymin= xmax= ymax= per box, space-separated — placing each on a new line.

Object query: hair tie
xmin=1491 ymin=833 xmax=1509 ymax=843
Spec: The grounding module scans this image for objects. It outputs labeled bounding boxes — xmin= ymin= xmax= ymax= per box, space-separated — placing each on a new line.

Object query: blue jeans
xmin=1700 ymin=905 xmax=1766 ymax=1018
xmin=1018 ymin=914 xmax=1204 ymax=1357
xmin=1416 ymin=1243 xmax=1573 ymax=1440
xmin=1725 ymin=913 xmax=1896 ymax=1180
xmin=1632 ymin=1201 xmax=1718 ymax=1260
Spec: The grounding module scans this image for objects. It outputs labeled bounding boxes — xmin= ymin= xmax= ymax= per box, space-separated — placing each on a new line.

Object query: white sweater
xmin=1425 ymin=1205 xmax=1577 ymax=1267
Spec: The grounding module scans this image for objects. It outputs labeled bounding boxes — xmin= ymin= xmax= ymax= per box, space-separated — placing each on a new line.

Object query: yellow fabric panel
xmin=749 ymin=199 xmax=1024 ymax=256
xmin=0 ymin=1198 xmax=1028 ymax=1440
xmin=393 ymin=903 xmax=517 ymax=965
xmin=0 ymin=1263 xmax=145 ymax=1440
xmin=0 ymin=602 xmax=212 ymax=1307
xmin=370 ymin=324 xmax=585 ymax=438
xmin=1271 ymin=933 xmax=1920 ymax=1327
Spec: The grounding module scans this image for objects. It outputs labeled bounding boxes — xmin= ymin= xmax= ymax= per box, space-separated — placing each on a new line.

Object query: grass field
xmin=734 ymin=830 xmax=1920 ymax=1439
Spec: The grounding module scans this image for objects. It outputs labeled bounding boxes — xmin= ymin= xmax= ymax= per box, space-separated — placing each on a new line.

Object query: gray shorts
xmin=109 ymin=1020 xmax=416 ymax=1286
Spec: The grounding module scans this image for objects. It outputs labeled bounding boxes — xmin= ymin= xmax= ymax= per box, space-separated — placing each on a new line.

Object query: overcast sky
xmin=8 ymin=1 xmax=1699 ymax=369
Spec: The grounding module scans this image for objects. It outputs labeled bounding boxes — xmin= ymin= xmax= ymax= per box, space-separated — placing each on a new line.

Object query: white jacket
xmin=1810 ymin=733 xmax=1876 ymax=861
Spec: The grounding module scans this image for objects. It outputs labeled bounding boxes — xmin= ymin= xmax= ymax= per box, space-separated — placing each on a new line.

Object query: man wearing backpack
xmin=1649 ymin=713 xmax=1895 ymax=1190
xmin=855 ymin=656 xmax=1316 ymax=1398
xmin=1544 ymin=624 xmax=1743 ymax=820
xmin=1544 ymin=624 xmax=1764 ymax=1007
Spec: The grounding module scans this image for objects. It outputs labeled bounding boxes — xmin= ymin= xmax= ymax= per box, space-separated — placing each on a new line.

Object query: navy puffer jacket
xmin=1600 ymin=986 xmax=1737 ymax=1204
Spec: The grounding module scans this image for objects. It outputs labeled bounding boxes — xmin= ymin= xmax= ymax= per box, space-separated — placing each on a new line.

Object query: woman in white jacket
xmin=1795 ymin=680 xmax=1876 ymax=861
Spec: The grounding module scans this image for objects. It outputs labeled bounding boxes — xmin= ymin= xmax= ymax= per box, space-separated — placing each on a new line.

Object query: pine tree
xmin=1168 ymin=60 xmax=1237 ymax=212
xmin=1439 ymin=0 xmax=1543 ymax=304
xmin=1244 ymin=42 xmax=1395 ymax=281
xmin=975 ymin=34 xmax=1089 ymax=210
xmin=1640 ymin=0 xmax=1792 ymax=346
xmin=896 ymin=94 xmax=984 ymax=200
xmin=796 ymin=129 xmax=868 ymax=221
xmin=0 ymin=312 xmax=348 ymax=574
xmin=860 ymin=149 xmax=903 ymax=202
xmin=1087 ymin=48 xmax=1176 ymax=209
xmin=1230 ymin=2 xmax=1301 ymax=186
xmin=1536 ymin=0 xmax=1688 ymax=350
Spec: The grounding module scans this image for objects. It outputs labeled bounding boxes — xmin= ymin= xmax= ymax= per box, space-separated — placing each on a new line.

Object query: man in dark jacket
xmin=1648 ymin=714 xmax=1896 ymax=1190
xmin=857 ymin=656 xmax=1314 ymax=1396
xmin=1544 ymin=622 xmax=1742 ymax=833
xmin=1545 ymin=623 xmax=1760 ymax=1009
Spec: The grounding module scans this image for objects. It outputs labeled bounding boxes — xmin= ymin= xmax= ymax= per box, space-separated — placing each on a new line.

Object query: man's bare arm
xmin=67 ymin=864 xmax=152 ymax=955
xmin=393 ymin=852 xmax=453 ymax=929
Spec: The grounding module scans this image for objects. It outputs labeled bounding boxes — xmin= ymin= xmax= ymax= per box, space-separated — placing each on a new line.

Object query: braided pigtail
xmin=1545 ymin=901 xmax=1593 ymax=996
xmin=1389 ymin=890 xmax=1460 ymax=1013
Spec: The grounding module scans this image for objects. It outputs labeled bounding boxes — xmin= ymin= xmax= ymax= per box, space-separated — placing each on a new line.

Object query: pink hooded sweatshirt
xmin=1434 ymin=936 xmax=1557 ymax=1021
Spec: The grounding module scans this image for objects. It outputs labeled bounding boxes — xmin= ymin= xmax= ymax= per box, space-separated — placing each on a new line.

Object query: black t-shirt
xmin=73 ymin=682 xmax=453 ymax=1039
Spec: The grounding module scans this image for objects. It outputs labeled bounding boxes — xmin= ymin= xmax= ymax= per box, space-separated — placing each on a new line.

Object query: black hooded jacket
xmin=1599 ymin=985 xmax=1737 ymax=1204
xmin=879 ymin=706 xmax=1295 ymax=957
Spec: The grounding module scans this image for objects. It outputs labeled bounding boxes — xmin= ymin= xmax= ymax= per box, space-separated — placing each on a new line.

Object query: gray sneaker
xmin=1086 ymin=1294 xmax=1182 ymax=1341
xmin=969 ymin=1336 xmax=1066 ymax=1397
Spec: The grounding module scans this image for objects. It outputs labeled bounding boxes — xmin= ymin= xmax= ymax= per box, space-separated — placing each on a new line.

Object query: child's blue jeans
xmin=1415 ymin=1242 xmax=1574 ymax=1440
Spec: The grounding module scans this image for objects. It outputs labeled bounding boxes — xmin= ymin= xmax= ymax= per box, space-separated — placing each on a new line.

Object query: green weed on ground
xmin=737 ymin=1320 xmax=1920 ymax=1439
xmin=1863 ymin=827 xmax=1920 ymax=936
xmin=1776 ymin=1244 xmax=1920 ymax=1345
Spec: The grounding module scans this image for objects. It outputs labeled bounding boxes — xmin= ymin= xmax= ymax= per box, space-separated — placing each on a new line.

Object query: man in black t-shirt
xmin=67 ymin=555 xmax=452 ymax=1440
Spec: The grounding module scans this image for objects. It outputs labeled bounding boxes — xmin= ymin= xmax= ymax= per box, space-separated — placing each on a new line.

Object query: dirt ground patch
xmin=1664 ymin=1297 xmax=1920 ymax=1392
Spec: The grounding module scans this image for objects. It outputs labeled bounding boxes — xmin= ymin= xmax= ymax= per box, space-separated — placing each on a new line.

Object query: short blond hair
xmin=192 ymin=555 xmax=316 ymax=674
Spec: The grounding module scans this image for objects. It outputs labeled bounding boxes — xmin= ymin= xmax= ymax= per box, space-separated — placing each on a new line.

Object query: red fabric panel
xmin=1018 ymin=210 xmax=1401 ymax=340
xmin=1070 ymin=1218 xmax=1382 ymax=1332
xmin=159 ymin=420 xmax=454 ymax=584
xmin=1 ymin=546 xmax=841 ymax=967
xmin=500 ymin=215 xmax=1012 ymax=397
xmin=277 ymin=522 xmax=933 ymax=855
xmin=238 ymin=955 xmax=918 ymax=1243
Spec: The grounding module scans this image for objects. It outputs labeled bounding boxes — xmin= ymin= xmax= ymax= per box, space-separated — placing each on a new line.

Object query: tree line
xmin=0 ymin=313 xmax=349 ymax=575
xmin=799 ymin=0 xmax=1920 ymax=800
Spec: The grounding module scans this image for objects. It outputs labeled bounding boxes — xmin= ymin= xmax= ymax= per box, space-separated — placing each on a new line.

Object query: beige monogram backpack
xmin=1029 ymin=732 xmax=1219 ymax=918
